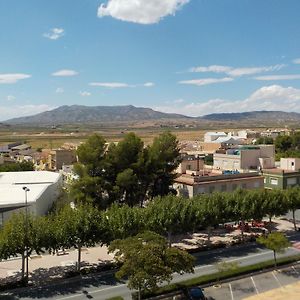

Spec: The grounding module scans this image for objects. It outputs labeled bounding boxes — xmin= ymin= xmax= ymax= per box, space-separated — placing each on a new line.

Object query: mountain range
xmin=4 ymin=105 xmax=300 ymax=125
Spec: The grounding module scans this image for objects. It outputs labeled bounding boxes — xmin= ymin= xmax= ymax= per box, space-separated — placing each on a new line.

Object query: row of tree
xmin=1 ymin=186 xmax=300 ymax=282
xmin=71 ymin=132 xmax=181 ymax=209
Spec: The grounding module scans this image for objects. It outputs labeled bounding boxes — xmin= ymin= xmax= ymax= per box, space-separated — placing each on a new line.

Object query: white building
xmin=0 ymin=171 xmax=62 ymax=225
xmin=204 ymin=132 xmax=227 ymax=142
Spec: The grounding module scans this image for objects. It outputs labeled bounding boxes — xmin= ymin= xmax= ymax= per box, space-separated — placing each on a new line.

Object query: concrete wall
xmin=280 ymin=158 xmax=300 ymax=171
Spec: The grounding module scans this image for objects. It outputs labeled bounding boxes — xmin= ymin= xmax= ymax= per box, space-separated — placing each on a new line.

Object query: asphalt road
xmin=1 ymin=232 xmax=300 ymax=300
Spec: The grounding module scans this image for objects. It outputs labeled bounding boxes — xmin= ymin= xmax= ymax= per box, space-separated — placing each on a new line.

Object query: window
xmin=254 ymin=181 xmax=260 ymax=188
xmin=292 ymin=162 xmax=295 ymax=166
xmin=221 ymin=185 xmax=227 ymax=192
xmin=287 ymin=177 xmax=297 ymax=186
xmin=270 ymin=178 xmax=278 ymax=185
xmin=209 ymin=186 xmax=215 ymax=193
xmin=187 ymin=164 xmax=191 ymax=170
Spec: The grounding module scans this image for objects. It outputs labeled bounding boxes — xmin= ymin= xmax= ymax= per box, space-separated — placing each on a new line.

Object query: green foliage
xmin=105 ymin=204 xmax=145 ymax=241
xmin=0 ymin=161 xmax=34 ymax=172
xmin=284 ymin=186 xmax=300 ymax=230
xmin=71 ymin=131 xmax=181 ymax=208
xmin=146 ymin=195 xmax=197 ymax=245
xmin=0 ymin=212 xmax=47 ymax=280
xmin=257 ymin=232 xmax=290 ymax=267
xmin=274 ymin=132 xmax=300 ymax=159
xmin=148 ymin=132 xmax=181 ymax=197
xmin=108 ymin=231 xmax=194 ymax=298
xmin=255 ymin=137 xmax=274 ymax=145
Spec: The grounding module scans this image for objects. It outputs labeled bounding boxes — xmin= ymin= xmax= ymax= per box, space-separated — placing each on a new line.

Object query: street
xmin=1 ymin=232 xmax=300 ymax=300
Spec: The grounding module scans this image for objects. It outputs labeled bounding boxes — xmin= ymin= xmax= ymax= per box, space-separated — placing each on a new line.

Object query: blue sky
xmin=0 ymin=0 xmax=300 ymax=120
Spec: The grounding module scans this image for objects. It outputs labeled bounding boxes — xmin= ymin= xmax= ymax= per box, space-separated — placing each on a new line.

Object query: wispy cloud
xmin=155 ymin=85 xmax=300 ymax=116
xmin=52 ymin=69 xmax=78 ymax=77
xmin=79 ymin=91 xmax=91 ymax=97
xmin=55 ymin=87 xmax=64 ymax=93
xmin=179 ymin=77 xmax=233 ymax=86
xmin=6 ymin=95 xmax=16 ymax=101
xmin=89 ymin=81 xmax=155 ymax=88
xmin=98 ymin=0 xmax=189 ymax=24
xmin=189 ymin=64 xmax=285 ymax=77
xmin=254 ymin=74 xmax=300 ymax=81
xmin=0 ymin=104 xmax=56 ymax=121
xmin=0 ymin=73 xmax=31 ymax=84
xmin=143 ymin=82 xmax=155 ymax=87
xmin=43 ymin=28 xmax=64 ymax=40
xmin=89 ymin=82 xmax=131 ymax=88
xmin=293 ymin=58 xmax=300 ymax=64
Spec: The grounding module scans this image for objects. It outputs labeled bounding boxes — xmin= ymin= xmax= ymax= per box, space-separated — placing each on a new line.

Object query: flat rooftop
xmin=175 ymin=172 xmax=262 ymax=185
xmin=0 ymin=171 xmax=61 ymax=208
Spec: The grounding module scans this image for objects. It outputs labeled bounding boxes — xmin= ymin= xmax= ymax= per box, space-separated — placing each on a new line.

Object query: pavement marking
xmin=272 ymin=271 xmax=283 ymax=289
xmin=225 ymin=250 xmax=273 ymax=263
xmin=229 ymin=283 xmax=234 ymax=300
xmin=57 ymin=284 xmax=127 ymax=300
xmin=292 ymin=265 xmax=299 ymax=276
xmin=195 ymin=264 xmax=213 ymax=270
xmin=251 ymin=276 xmax=259 ymax=294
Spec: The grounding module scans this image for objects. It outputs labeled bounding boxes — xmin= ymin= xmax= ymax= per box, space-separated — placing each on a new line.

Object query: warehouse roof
xmin=0 ymin=171 xmax=61 ymax=208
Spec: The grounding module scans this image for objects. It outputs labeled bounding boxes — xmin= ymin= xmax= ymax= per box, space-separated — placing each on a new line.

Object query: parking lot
xmin=203 ymin=264 xmax=300 ymax=300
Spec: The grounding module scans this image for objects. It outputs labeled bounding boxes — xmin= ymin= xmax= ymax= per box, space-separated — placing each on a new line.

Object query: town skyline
xmin=0 ymin=0 xmax=300 ymax=120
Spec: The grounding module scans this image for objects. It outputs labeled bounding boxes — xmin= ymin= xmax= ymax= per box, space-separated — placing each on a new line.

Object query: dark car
xmin=186 ymin=287 xmax=213 ymax=300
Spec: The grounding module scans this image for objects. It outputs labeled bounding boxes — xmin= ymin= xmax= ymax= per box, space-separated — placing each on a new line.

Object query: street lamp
xmin=22 ymin=186 xmax=30 ymax=283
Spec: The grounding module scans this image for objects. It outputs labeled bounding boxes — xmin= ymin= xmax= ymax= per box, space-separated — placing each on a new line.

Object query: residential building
xmin=213 ymin=145 xmax=275 ymax=172
xmin=174 ymin=172 xmax=264 ymax=198
xmin=48 ymin=149 xmax=77 ymax=170
xmin=176 ymin=154 xmax=204 ymax=175
xmin=0 ymin=171 xmax=62 ymax=225
xmin=263 ymin=158 xmax=300 ymax=189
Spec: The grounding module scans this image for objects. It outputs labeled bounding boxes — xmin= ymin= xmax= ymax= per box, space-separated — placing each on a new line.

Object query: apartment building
xmin=213 ymin=145 xmax=275 ymax=172
xmin=174 ymin=172 xmax=264 ymax=198
xmin=263 ymin=158 xmax=300 ymax=189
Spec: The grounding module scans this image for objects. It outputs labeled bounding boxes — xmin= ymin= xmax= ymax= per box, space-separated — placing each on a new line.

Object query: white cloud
xmin=155 ymin=85 xmax=300 ymax=116
xmin=179 ymin=77 xmax=233 ymax=86
xmin=0 ymin=73 xmax=31 ymax=84
xmin=79 ymin=91 xmax=91 ymax=97
xmin=52 ymin=69 xmax=78 ymax=77
xmin=55 ymin=87 xmax=64 ymax=93
xmin=98 ymin=0 xmax=189 ymax=24
xmin=254 ymin=74 xmax=300 ymax=81
xmin=143 ymin=82 xmax=155 ymax=87
xmin=6 ymin=95 xmax=15 ymax=101
xmin=89 ymin=81 xmax=155 ymax=88
xmin=189 ymin=65 xmax=232 ymax=73
xmin=89 ymin=82 xmax=131 ymax=88
xmin=0 ymin=104 xmax=56 ymax=121
xmin=293 ymin=58 xmax=300 ymax=64
xmin=189 ymin=64 xmax=285 ymax=77
xmin=43 ymin=28 xmax=64 ymax=40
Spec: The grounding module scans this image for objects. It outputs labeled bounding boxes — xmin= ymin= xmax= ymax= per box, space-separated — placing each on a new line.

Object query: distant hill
xmin=5 ymin=106 xmax=300 ymax=125
xmin=201 ymin=111 xmax=300 ymax=121
xmin=5 ymin=105 xmax=190 ymax=124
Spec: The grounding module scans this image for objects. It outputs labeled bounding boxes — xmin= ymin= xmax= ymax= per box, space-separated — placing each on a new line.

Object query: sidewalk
xmin=0 ymin=245 xmax=114 ymax=285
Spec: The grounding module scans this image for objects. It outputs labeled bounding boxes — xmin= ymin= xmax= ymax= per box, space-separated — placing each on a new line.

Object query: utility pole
xmin=22 ymin=186 xmax=30 ymax=284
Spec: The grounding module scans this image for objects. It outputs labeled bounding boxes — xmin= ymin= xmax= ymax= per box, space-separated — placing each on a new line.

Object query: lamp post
xmin=22 ymin=186 xmax=30 ymax=283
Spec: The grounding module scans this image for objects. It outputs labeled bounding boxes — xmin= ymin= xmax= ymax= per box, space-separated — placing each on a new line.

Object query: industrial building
xmin=0 ymin=171 xmax=62 ymax=225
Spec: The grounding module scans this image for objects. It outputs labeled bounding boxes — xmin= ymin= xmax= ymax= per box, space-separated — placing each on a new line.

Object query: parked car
xmin=186 ymin=287 xmax=213 ymax=300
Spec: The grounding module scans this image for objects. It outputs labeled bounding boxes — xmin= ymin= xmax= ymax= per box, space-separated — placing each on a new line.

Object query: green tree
xmin=262 ymin=189 xmax=288 ymax=232
xmin=255 ymin=137 xmax=274 ymax=145
xmin=71 ymin=134 xmax=108 ymax=208
xmin=0 ymin=161 xmax=34 ymax=172
xmin=148 ymin=132 xmax=181 ymax=198
xmin=275 ymin=135 xmax=293 ymax=152
xmin=51 ymin=204 xmax=106 ymax=272
xmin=257 ymin=232 xmax=290 ymax=267
xmin=108 ymin=231 xmax=195 ymax=300
xmin=146 ymin=195 xmax=196 ymax=246
xmin=0 ymin=213 xmax=47 ymax=283
xmin=105 ymin=204 xmax=145 ymax=241
xmin=284 ymin=187 xmax=300 ymax=231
